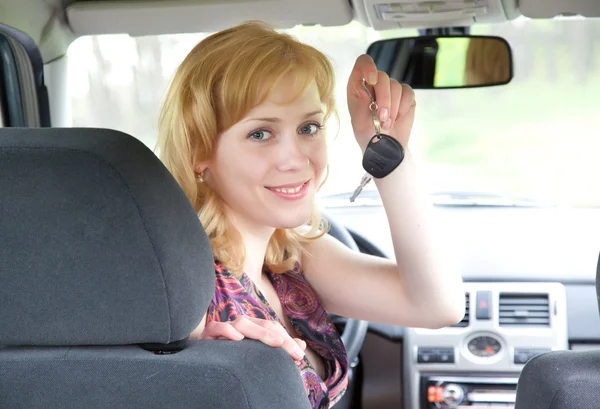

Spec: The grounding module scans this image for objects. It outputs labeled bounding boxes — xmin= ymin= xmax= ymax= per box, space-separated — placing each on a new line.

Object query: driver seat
xmin=0 ymin=127 xmax=310 ymax=409
xmin=514 ymin=252 xmax=600 ymax=408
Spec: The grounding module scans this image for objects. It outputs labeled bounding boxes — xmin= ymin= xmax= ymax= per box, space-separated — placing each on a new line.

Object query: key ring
xmin=362 ymin=79 xmax=381 ymax=139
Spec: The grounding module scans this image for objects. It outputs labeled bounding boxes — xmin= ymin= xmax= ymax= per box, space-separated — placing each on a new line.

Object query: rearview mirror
xmin=367 ymin=36 xmax=513 ymax=89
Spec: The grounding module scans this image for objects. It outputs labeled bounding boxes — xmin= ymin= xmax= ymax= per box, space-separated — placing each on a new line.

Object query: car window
xmin=67 ymin=18 xmax=600 ymax=207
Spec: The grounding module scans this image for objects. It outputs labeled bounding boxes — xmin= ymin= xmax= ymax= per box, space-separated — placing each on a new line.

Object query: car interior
xmin=1 ymin=0 xmax=600 ymax=408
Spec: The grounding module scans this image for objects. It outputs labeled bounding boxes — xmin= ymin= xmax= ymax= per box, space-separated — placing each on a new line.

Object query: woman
xmin=157 ymin=21 xmax=464 ymax=408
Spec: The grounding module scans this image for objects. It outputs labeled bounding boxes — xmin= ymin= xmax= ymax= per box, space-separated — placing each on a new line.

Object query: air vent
xmin=452 ymin=292 xmax=470 ymax=327
xmin=499 ymin=293 xmax=550 ymax=327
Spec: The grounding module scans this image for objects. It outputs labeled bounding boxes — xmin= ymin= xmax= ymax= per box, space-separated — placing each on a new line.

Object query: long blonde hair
xmin=464 ymin=37 xmax=511 ymax=86
xmin=157 ymin=21 xmax=334 ymax=275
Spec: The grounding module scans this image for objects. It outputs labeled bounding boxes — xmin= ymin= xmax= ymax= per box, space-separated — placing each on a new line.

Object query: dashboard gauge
xmin=467 ymin=335 xmax=502 ymax=357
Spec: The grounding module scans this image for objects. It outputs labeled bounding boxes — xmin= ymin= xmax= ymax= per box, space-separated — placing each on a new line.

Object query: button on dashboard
xmin=417 ymin=347 xmax=455 ymax=363
xmin=514 ymin=348 xmax=551 ymax=364
xmin=417 ymin=348 xmax=437 ymax=363
xmin=476 ymin=290 xmax=493 ymax=320
xmin=437 ymin=348 xmax=455 ymax=363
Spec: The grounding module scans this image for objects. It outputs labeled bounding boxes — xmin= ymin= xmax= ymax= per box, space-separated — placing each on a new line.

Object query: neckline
xmin=240 ymin=269 xmax=301 ymax=338
xmin=216 ymin=261 xmax=330 ymax=381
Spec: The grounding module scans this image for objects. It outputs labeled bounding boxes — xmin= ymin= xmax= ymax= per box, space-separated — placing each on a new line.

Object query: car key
xmin=362 ymin=133 xmax=405 ymax=179
xmin=350 ymin=79 xmax=380 ymax=202
xmin=350 ymin=173 xmax=371 ymax=202
xmin=350 ymin=134 xmax=405 ymax=201
xmin=350 ymin=79 xmax=405 ymax=202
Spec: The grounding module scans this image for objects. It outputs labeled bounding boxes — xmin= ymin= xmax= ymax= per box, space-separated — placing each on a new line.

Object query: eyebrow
xmin=243 ymin=110 xmax=323 ymax=123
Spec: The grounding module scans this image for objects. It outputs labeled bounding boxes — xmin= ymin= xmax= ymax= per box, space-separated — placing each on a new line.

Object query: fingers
xmin=373 ymin=71 xmax=391 ymax=128
xmin=349 ymin=54 xmax=409 ymax=130
xmin=200 ymin=317 xmax=306 ymax=362
xmin=242 ymin=317 xmax=306 ymax=361
xmin=231 ymin=316 xmax=285 ymax=346
xmin=387 ymin=79 xmax=403 ymax=130
xmin=347 ymin=54 xmax=378 ymax=103
xmin=294 ymin=338 xmax=307 ymax=351
xmin=390 ymin=83 xmax=417 ymax=146
xmin=398 ymin=83 xmax=416 ymax=117
xmin=349 ymin=54 xmax=378 ymax=87
xmin=200 ymin=320 xmax=245 ymax=341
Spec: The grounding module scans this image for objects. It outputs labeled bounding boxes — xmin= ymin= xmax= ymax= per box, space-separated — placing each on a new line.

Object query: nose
xmin=276 ymin=133 xmax=309 ymax=172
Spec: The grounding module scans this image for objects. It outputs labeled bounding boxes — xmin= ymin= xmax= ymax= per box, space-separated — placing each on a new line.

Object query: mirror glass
xmin=367 ymin=36 xmax=513 ymax=89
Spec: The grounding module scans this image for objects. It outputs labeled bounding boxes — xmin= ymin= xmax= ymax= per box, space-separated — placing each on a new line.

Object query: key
xmin=349 ymin=173 xmax=372 ymax=202
xmin=349 ymin=134 xmax=405 ymax=202
xmin=349 ymin=79 xmax=405 ymax=203
xmin=349 ymin=79 xmax=379 ymax=203
xmin=362 ymin=133 xmax=405 ymax=179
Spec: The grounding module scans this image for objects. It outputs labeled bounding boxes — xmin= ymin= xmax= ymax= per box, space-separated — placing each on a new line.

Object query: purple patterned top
xmin=206 ymin=260 xmax=349 ymax=409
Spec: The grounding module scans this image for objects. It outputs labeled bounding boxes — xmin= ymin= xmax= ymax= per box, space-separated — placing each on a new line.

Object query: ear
xmin=192 ymin=149 xmax=210 ymax=176
xmin=194 ymin=161 xmax=209 ymax=176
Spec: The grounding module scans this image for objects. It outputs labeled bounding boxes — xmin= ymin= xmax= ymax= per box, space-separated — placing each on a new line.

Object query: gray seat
xmin=0 ymin=127 xmax=310 ymax=409
xmin=514 ymin=253 xmax=600 ymax=409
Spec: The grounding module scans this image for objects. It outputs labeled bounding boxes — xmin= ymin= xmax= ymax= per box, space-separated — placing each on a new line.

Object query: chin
xmin=267 ymin=207 xmax=314 ymax=230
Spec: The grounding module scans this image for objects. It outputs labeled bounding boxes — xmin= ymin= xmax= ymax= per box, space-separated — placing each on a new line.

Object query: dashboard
xmin=324 ymin=204 xmax=600 ymax=409
xmin=404 ymin=282 xmax=567 ymax=409
xmin=328 ymin=204 xmax=600 ymax=339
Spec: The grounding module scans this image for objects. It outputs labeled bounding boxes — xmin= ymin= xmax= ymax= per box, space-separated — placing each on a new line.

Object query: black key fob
xmin=362 ymin=134 xmax=405 ymax=179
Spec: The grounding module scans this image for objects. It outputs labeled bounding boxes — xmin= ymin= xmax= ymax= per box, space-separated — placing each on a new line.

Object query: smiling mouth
xmin=267 ymin=182 xmax=307 ymax=194
xmin=265 ymin=180 xmax=310 ymax=199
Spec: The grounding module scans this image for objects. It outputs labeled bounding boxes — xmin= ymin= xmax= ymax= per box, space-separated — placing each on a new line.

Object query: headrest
xmin=0 ymin=128 xmax=215 ymax=346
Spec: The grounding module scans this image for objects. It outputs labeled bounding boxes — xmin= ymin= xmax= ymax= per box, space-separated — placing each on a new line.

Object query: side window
xmin=0 ymin=78 xmax=5 ymax=127
xmin=0 ymin=26 xmax=50 ymax=127
xmin=0 ymin=33 xmax=22 ymax=126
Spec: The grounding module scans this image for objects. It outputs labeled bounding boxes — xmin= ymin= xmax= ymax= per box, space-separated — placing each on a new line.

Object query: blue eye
xmin=248 ymin=129 xmax=273 ymax=141
xmin=299 ymin=123 xmax=323 ymax=135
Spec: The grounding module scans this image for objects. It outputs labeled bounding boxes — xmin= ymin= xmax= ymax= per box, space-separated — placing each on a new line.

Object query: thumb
xmin=347 ymin=86 xmax=380 ymax=146
xmin=347 ymin=54 xmax=380 ymax=144
xmin=294 ymin=338 xmax=307 ymax=351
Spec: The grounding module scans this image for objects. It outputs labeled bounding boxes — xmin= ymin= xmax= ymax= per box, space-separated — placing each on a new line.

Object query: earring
xmin=197 ymin=171 xmax=205 ymax=183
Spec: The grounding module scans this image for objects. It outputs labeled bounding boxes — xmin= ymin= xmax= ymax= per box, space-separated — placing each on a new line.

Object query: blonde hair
xmin=157 ymin=21 xmax=334 ymax=276
xmin=464 ymin=37 xmax=511 ymax=86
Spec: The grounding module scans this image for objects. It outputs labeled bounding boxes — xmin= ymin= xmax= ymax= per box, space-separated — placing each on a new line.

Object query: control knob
xmin=442 ymin=383 xmax=465 ymax=407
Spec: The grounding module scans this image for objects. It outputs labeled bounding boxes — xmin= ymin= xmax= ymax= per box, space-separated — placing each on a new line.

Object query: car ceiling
xmin=0 ymin=0 xmax=599 ymax=63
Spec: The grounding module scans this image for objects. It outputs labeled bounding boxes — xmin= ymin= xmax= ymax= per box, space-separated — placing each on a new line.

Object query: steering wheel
xmin=323 ymin=212 xmax=369 ymax=367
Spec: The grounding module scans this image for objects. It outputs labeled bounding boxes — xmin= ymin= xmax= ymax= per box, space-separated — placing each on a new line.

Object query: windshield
xmin=67 ymin=18 xmax=600 ymax=207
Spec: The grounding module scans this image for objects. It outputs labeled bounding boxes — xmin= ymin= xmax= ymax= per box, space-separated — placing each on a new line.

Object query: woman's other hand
xmin=190 ymin=316 xmax=306 ymax=361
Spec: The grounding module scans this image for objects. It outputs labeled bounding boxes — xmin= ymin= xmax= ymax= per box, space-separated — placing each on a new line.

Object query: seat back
xmin=0 ymin=128 xmax=310 ymax=408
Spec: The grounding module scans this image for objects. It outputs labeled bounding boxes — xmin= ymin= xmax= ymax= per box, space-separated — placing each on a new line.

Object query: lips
xmin=265 ymin=180 xmax=310 ymax=201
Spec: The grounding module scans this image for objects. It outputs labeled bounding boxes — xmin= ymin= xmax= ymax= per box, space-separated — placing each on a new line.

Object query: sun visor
xmin=520 ymin=0 xmax=600 ymax=18
xmin=66 ymin=0 xmax=353 ymax=36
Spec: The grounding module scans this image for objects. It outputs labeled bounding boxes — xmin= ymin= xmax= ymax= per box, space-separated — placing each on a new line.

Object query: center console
xmin=403 ymin=282 xmax=568 ymax=409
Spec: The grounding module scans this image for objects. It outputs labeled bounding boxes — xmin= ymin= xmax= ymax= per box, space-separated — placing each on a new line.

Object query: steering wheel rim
xmin=322 ymin=212 xmax=369 ymax=367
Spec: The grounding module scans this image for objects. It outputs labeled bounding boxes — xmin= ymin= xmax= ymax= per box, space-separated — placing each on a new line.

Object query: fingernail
xmin=234 ymin=333 xmax=244 ymax=340
xmin=384 ymin=119 xmax=393 ymax=129
xmin=368 ymin=73 xmax=377 ymax=85
xmin=295 ymin=348 xmax=305 ymax=359
xmin=380 ymin=108 xmax=389 ymax=122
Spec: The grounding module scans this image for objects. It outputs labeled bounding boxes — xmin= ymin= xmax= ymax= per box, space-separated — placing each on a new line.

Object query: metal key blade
xmin=349 ymin=173 xmax=372 ymax=202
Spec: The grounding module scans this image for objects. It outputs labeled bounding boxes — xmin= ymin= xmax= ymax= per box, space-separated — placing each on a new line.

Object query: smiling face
xmin=197 ymin=76 xmax=328 ymax=232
